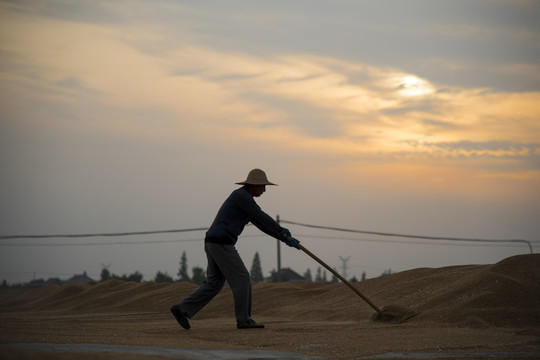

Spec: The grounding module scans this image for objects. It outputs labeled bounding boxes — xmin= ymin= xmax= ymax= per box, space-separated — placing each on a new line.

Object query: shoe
xmin=237 ymin=319 xmax=265 ymax=329
xmin=170 ymin=305 xmax=190 ymax=330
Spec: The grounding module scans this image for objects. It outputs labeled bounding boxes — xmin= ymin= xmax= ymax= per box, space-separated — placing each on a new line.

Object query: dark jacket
xmin=205 ymin=187 xmax=283 ymax=245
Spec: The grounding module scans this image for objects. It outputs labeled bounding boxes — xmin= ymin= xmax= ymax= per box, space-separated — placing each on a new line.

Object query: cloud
xmin=1 ymin=0 xmax=540 ymax=286
xmin=2 ymin=0 xmax=539 ymax=184
xmin=422 ymin=140 xmax=539 ymax=159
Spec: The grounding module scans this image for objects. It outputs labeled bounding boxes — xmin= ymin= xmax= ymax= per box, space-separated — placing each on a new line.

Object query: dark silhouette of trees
xmin=100 ymin=267 xmax=111 ymax=281
xmin=250 ymin=252 xmax=264 ymax=283
xmin=154 ymin=271 xmax=174 ymax=283
xmin=380 ymin=269 xmax=393 ymax=277
xmin=113 ymin=271 xmax=143 ymax=282
xmin=177 ymin=251 xmax=190 ymax=282
xmin=100 ymin=265 xmax=143 ymax=282
xmin=303 ymin=268 xmax=312 ymax=282
xmin=191 ymin=266 xmax=206 ymax=285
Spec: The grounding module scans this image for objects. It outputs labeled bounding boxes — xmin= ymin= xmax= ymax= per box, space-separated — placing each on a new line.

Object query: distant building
xmin=28 ymin=278 xmax=61 ymax=288
xmin=63 ymin=271 xmax=95 ymax=284
xmin=268 ymin=267 xmax=306 ymax=282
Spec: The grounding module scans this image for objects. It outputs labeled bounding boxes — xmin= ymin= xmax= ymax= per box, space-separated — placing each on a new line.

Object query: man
xmin=171 ymin=169 xmax=300 ymax=330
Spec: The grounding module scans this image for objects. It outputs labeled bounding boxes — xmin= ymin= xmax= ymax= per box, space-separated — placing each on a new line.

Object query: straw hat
xmin=236 ymin=169 xmax=277 ymax=186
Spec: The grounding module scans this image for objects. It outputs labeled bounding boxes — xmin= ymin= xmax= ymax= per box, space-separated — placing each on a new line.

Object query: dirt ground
xmin=1 ymin=254 xmax=539 ymax=359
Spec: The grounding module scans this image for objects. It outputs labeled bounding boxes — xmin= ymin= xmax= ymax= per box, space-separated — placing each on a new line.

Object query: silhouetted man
xmin=171 ymin=169 xmax=299 ymax=329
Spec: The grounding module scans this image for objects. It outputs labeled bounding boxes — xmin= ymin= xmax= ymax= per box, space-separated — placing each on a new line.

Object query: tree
xmin=380 ymin=269 xmax=393 ymax=277
xmin=191 ymin=266 xmax=206 ymax=285
xmin=250 ymin=252 xmax=264 ymax=283
xmin=124 ymin=271 xmax=143 ymax=282
xmin=178 ymin=251 xmax=190 ymax=282
xmin=100 ymin=267 xmax=111 ymax=282
xmin=315 ymin=267 xmax=323 ymax=282
xmin=269 ymin=269 xmax=279 ymax=282
xmin=349 ymin=276 xmax=358 ymax=282
xmin=155 ymin=271 xmax=174 ymax=283
xmin=111 ymin=271 xmax=143 ymax=282
xmin=361 ymin=271 xmax=367 ymax=281
xmin=303 ymin=268 xmax=312 ymax=282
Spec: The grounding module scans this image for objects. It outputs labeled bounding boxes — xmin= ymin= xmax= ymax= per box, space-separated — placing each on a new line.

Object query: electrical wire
xmin=0 ymin=238 xmax=202 ymax=247
xmin=0 ymin=220 xmax=536 ymax=253
xmin=295 ymin=234 xmax=527 ymax=248
xmin=0 ymin=228 xmax=208 ymax=240
xmin=280 ymin=220 xmax=535 ymax=253
xmin=0 ymin=233 xmax=528 ymax=250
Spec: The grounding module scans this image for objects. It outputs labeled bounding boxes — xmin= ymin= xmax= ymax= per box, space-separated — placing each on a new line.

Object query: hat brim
xmin=236 ymin=181 xmax=277 ymax=186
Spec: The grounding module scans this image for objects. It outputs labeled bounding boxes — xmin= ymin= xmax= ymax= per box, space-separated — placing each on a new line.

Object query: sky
xmin=1 ymin=0 xmax=539 ymax=285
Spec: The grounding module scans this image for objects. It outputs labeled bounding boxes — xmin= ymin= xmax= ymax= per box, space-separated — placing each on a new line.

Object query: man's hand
xmin=280 ymin=228 xmax=300 ymax=249
xmin=280 ymin=228 xmax=292 ymax=240
xmin=284 ymin=236 xmax=300 ymax=249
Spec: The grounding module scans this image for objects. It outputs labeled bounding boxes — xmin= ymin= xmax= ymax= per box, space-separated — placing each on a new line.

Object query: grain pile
xmin=1 ymin=254 xmax=539 ymax=359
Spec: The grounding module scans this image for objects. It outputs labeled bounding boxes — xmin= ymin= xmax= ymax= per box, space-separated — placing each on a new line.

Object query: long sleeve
xmin=237 ymin=191 xmax=283 ymax=239
xmin=205 ymin=188 xmax=283 ymax=244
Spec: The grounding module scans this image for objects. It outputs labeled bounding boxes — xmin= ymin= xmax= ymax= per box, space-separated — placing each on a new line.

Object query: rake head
xmin=371 ymin=305 xmax=417 ymax=323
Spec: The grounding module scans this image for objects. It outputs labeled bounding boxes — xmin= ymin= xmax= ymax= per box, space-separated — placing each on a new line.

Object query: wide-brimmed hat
xmin=236 ymin=169 xmax=277 ymax=186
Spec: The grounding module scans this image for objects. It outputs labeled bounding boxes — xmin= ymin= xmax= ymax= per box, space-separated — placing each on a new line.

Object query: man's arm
xmin=235 ymin=190 xmax=299 ymax=248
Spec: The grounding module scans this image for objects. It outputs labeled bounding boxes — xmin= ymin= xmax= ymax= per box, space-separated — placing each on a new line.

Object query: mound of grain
xmin=350 ymin=254 xmax=540 ymax=328
xmin=1 ymin=254 xmax=538 ymax=329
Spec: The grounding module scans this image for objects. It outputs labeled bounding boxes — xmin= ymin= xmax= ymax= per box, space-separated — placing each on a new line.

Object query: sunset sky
xmin=1 ymin=0 xmax=539 ymax=284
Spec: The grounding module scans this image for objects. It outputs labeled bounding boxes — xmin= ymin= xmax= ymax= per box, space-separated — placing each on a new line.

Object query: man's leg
xmin=175 ymin=243 xmax=226 ymax=319
xmin=206 ymin=243 xmax=252 ymax=324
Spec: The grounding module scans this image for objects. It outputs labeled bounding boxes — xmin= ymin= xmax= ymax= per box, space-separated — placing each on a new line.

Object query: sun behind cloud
xmin=1 ymin=0 xmax=539 ymax=204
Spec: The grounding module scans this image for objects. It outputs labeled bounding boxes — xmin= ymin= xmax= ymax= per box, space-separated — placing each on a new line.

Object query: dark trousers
xmin=177 ymin=242 xmax=252 ymax=323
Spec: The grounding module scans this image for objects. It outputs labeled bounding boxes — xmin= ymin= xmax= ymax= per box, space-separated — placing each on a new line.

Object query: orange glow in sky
xmin=1 ymin=1 xmax=539 ymax=284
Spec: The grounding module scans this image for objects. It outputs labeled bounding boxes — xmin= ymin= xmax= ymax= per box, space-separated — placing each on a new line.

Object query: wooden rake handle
xmin=297 ymin=243 xmax=383 ymax=315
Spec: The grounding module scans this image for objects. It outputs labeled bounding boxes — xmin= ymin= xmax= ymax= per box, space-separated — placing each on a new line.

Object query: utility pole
xmin=276 ymin=214 xmax=281 ymax=281
xmin=339 ymin=256 xmax=350 ymax=280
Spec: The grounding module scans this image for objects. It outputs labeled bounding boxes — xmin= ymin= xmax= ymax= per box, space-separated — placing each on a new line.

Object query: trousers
xmin=177 ymin=242 xmax=252 ymax=323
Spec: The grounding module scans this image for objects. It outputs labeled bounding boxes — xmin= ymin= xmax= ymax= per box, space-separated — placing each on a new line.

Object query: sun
xmin=396 ymin=75 xmax=434 ymax=97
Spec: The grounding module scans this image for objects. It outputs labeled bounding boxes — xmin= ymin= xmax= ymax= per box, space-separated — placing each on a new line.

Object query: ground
xmin=1 ymin=254 xmax=539 ymax=359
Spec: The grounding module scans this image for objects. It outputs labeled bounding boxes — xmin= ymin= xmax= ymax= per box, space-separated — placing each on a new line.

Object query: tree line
xmin=2 ymin=251 xmax=391 ymax=288
xmin=101 ymin=251 xmax=379 ymax=284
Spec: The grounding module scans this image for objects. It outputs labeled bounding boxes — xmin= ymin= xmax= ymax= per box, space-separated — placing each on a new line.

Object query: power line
xmin=298 ymin=234 xmax=528 ymax=248
xmin=0 ymin=234 xmax=269 ymax=247
xmin=280 ymin=219 xmax=535 ymax=254
xmin=0 ymin=233 xmax=528 ymax=248
xmin=0 ymin=238 xmax=202 ymax=247
xmin=0 ymin=220 xmax=536 ymax=253
xmin=0 ymin=228 xmax=208 ymax=240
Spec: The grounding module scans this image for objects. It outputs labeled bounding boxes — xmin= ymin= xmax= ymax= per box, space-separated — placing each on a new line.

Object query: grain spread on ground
xmin=1 ymin=254 xmax=539 ymax=359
